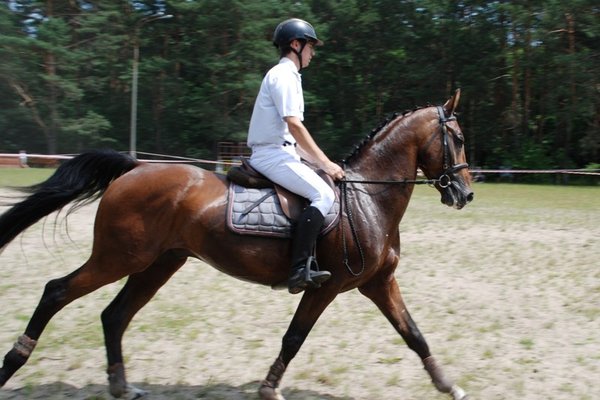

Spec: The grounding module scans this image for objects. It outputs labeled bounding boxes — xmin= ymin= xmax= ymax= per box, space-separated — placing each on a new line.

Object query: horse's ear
xmin=443 ymin=88 xmax=461 ymax=115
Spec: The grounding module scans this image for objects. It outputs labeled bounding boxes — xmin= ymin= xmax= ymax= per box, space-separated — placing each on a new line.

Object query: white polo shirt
xmin=247 ymin=57 xmax=304 ymax=147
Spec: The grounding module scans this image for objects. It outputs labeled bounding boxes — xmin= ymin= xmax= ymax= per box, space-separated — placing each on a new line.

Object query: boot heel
xmin=303 ymin=258 xmax=315 ymax=286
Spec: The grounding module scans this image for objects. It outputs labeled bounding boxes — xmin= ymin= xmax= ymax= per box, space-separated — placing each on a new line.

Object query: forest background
xmin=1 ymin=1 xmax=598 ymax=181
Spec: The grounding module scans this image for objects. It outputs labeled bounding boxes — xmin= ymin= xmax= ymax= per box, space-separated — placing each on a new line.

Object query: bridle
xmin=340 ymin=106 xmax=468 ymax=187
xmin=435 ymin=106 xmax=469 ymax=188
xmin=338 ymin=106 xmax=469 ymax=276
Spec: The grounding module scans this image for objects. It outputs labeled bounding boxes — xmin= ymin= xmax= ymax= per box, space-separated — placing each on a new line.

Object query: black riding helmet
xmin=273 ymin=18 xmax=323 ymax=48
xmin=273 ymin=18 xmax=323 ymax=70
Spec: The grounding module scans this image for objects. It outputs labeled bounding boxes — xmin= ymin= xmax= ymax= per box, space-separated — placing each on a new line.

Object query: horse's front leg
xmin=259 ymin=287 xmax=338 ymax=400
xmin=359 ymin=269 xmax=469 ymax=400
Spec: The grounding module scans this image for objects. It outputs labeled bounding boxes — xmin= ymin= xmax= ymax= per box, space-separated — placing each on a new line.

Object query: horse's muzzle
xmin=441 ymin=180 xmax=474 ymax=210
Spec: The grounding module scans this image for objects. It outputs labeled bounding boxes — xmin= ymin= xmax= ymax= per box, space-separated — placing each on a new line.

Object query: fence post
xmin=19 ymin=150 xmax=28 ymax=168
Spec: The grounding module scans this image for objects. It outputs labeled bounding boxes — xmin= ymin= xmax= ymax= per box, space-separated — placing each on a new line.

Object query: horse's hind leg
xmin=0 ymin=260 xmax=127 ymax=387
xmin=259 ymin=288 xmax=338 ymax=400
xmin=359 ymin=271 xmax=469 ymax=400
xmin=101 ymin=250 xmax=187 ymax=398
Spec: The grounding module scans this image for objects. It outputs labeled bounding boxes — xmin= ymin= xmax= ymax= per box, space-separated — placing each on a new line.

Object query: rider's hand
xmin=322 ymin=161 xmax=345 ymax=181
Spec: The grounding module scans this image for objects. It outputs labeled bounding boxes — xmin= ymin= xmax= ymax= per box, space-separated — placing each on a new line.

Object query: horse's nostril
xmin=467 ymin=192 xmax=474 ymax=202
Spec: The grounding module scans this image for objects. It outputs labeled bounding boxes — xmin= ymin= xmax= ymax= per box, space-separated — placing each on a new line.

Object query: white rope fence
xmin=0 ymin=151 xmax=240 ymax=166
xmin=470 ymin=168 xmax=600 ymax=177
xmin=1 ymin=152 xmax=599 ymax=176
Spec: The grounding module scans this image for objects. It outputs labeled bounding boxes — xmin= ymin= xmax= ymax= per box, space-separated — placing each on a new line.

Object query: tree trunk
xmin=44 ymin=0 xmax=59 ymax=154
xmin=523 ymin=8 xmax=532 ymax=139
xmin=565 ymin=13 xmax=576 ymax=161
xmin=9 ymin=80 xmax=53 ymax=150
xmin=510 ymin=18 xmax=522 ymax=152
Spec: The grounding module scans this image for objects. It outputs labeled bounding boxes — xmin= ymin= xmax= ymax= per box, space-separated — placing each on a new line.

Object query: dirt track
xmin=0 ymin=185 xmax=598 ymax=400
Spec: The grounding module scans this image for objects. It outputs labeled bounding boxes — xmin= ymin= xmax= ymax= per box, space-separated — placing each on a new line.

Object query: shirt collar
xmin=279 ymin=57 xmax=300 ymax=75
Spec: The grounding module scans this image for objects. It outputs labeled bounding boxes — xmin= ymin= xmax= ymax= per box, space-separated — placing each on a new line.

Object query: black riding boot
xmin=288 ymin=206 xmax=332 ymax=294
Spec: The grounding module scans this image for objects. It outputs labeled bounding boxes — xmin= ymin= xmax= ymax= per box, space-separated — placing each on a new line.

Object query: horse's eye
xmin=454 ymin=133 xmax=464 ymax=146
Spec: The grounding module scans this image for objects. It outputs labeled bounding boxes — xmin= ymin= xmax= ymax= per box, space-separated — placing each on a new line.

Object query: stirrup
xmin=288 ymin=257 xmax=331 ymax=294
xmin=303 ymin=256 xmax=331 ymax=286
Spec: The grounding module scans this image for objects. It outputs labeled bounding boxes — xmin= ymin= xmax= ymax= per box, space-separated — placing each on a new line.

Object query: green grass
xmin=408 ymin=182 xmax=599 ymax=209
xmin=519 ymin=338 xmax=535 ymax=350
xmin=468 ymin=183 xmax=600 ymax=210
xmin=0 ymin=168 xmax=55 ymax=187
xmin=403 ymin=182 xmax=599 ymax=230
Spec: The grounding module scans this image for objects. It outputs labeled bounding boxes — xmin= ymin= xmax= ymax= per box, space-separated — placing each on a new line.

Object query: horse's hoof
xmin=125 ymin=384 xmax=148 ymax=399
xmin=108 ymin=375 xmax=147 ymax=398
xmin=450 ymin=385 xmax=468 ymax=400
xmin=258 ymin=384 xmax=286 ymax=400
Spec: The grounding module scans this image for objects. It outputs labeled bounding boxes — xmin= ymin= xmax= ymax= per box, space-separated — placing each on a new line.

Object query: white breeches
xmin=249 ymin=145 xmax=335 ymax=216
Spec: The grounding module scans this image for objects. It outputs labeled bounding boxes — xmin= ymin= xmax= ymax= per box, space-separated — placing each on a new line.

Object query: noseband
xmin=436 ymin=106 xmax=469 ymax=188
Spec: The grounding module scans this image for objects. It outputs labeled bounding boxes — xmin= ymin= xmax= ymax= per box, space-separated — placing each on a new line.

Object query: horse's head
xmin=418 ymin=90 xmax=474 ymax=209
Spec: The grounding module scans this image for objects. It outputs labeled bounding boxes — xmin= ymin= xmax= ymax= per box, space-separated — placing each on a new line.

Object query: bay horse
xmin=0 ymin=90 xmax=473 ymax=400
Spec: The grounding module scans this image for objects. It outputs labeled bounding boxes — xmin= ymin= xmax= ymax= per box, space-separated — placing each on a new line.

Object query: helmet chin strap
xmin=291 ymin=41 xmax=307 ymax=71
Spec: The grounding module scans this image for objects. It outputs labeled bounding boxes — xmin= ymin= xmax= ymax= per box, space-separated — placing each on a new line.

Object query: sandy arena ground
xmin=0 ymin=185 xmax=598 ymax=400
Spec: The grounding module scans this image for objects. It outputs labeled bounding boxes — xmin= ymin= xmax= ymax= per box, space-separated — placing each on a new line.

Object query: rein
xmin=340 ymin=178 xmax=437 ymax=185
xmin=338 ymin=106 xmax=468 ymax=276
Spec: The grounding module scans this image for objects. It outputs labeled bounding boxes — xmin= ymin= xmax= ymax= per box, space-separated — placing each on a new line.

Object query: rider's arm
xmin=285 ymin=116 xmax=344 ymax=180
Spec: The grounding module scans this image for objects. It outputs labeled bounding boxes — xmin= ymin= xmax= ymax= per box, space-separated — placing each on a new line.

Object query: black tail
xmin=0 ymin=149 xmax=139 ymax=251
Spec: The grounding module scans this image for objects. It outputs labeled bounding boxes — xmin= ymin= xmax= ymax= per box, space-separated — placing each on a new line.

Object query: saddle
xmin=226 ymin=158 xmax=339 ymax=238
xmin=227 ymin=158 xmax=335 ymax=221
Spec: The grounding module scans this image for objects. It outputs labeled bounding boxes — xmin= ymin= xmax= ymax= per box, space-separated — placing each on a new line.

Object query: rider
xmin=247 ymin=18 xmax=345 ymax=294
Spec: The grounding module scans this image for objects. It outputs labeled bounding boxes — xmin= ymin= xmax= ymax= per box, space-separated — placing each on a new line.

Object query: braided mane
xmin=342 ymin=106 xmax=427 ymax=164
